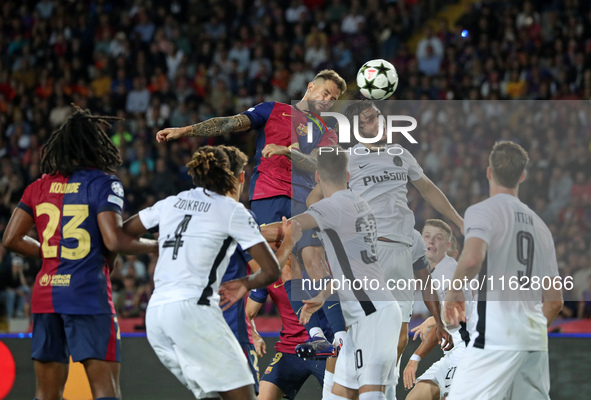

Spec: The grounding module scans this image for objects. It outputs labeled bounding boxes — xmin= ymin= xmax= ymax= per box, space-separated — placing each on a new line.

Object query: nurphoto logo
xmin=306 ymin=112 xmax=418 ymax=145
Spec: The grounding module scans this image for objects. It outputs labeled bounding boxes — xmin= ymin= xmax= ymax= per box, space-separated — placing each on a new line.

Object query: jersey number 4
xmin=163 ymin=215 xmax=192 ymax=260
xmin=36 ymin=203 xmax=91 ymax=260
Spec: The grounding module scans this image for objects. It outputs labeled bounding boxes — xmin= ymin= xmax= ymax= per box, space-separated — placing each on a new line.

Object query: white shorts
xmin=334 ymin=303 xmax=401 ymax=389
xmin=416 ymin=343 xmax=466 ymax=399
xmin=377 ymin=241 xmax=413 ymax=322
xmin=447 ymin=348 xmax=550 ymax=400
xmin=146 ymin=300 xmax=254 ymax=399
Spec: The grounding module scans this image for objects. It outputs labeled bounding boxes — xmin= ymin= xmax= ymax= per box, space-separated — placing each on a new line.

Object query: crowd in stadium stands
xmin=1 ymin=0 xmax=591 ymax=328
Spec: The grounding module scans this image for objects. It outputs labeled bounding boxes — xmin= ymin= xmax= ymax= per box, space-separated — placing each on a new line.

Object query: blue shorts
xmin=242 ymin=342 xmax=260 ymax=395
xmin=32 ymin=313 xmax=121 ymax=363
xmin=250 ymin=196 xmax=291 ymax=225
xmin=291 ymin=199 xmax=322 ymax=261
xmin=262 ymin=352 xmax=325 ymax=399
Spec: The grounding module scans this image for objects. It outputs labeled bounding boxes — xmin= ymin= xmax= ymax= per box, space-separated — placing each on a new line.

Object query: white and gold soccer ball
xmin=356 ymin=59 xmax=399 ymax=100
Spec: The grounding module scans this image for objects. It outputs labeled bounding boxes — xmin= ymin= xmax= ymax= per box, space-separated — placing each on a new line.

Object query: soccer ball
xmin=356 ymin=59 xmax=399 ymax=100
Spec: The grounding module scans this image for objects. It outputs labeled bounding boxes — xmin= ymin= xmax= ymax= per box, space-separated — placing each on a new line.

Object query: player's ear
xmin=239 ymin=171 xmax=245 ymax=184
xmin=315 ymin=170 xmax=320 ymax=184
xmin=519 ymin=170 xmax=526 ymax=183
xmin=307 ymin=81 xmax=315 ymax=92
xmin=486 ymin=166 xmax=492 ymax=181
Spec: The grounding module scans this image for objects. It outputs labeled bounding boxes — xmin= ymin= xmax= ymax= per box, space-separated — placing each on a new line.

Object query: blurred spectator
xmin=115 ymin=274 xmax=142 ymax=318
xmin=121 ymin=255 xmax=148 ymax=282
xmin=0 ymin=255 xmax=31 ymax=319
xmin=126 ymin=77 xmax=151 ymax=114
xmin=341 ymin=0 xmax=365 ymax=35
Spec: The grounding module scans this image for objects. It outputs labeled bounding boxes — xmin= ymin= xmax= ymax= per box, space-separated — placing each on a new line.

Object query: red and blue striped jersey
xmin=243 ymin=102 xmax=337 ymax=203
xmin=17 ymin=169 xmax=125 ymax=314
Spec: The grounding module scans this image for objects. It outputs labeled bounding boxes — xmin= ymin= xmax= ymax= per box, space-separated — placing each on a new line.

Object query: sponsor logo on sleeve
xmin=108 ymin=195 xmax=124 ymax=208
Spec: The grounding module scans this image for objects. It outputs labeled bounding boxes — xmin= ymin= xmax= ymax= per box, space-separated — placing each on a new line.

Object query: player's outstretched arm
xmin=99 ymin=212 xmax=158 ymax=255
xmin=412 ymin=174 xmax=464 ymax=234
xmin=255 ymin=218 xmax=293 ymax=269
xmin=2 ymin=208 xmax=41 ymax=258
xmin=156 ymin=114 xmax=251 ymax=142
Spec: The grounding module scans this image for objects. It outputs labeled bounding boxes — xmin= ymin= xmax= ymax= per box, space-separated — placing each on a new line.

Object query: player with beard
xmin=157 ymin=70 xmax=349 ymax=358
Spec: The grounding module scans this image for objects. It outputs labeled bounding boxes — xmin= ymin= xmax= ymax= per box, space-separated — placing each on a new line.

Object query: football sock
xmin=310 ymin=327 xmax=326 ymax=339
xmin=322 ymin=370 xmax=335 ymax=400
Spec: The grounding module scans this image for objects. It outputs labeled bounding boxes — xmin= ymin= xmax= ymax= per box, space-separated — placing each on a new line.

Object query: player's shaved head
xmin=317 ymin=146 xmax=348 ymax=185
xmin=489 ymin=141 xmax=529 ymax=188
xmin=313 ymin=69 xmax=347 ymax=94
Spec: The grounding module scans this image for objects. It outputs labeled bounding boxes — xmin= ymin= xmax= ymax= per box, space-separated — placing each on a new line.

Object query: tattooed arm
xmin=156 ymin=114 xmax=251 ymax=142
xmin=287 ymin=147 xmax=319 ymax=173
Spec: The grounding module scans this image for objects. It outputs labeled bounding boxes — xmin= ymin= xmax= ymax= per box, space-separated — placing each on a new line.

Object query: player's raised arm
xmin=411 ymin=174 xmax=464 ymax=234
xmin=156 ymin=114 xmax=252 ymax=142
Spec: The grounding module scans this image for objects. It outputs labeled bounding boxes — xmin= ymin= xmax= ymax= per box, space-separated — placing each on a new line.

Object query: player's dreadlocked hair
xmin=187 ymin=146 xmax=237 ymax=195
xmin=41 ymin=104 xmax=122 ymax=176
xmin=218 ymin=145 xmax=248 ymax=178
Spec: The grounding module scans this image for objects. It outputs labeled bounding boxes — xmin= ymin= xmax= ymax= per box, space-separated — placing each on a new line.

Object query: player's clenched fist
xmin=156 ymin=127 xmax=189 ymax=142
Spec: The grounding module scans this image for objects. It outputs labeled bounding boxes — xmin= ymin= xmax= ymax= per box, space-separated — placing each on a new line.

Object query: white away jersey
xmin=348 ymin=143 xmax=423 ymax=244
xmin=139 ymin=188 xmax=265 ymax=308
xmin=464 ymin=193 xmax=559 ymax=351
xmin=411 ymin=229 xmax=428 ymax=271
xmin=305 ymin=189 xmax=395 ymax=325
